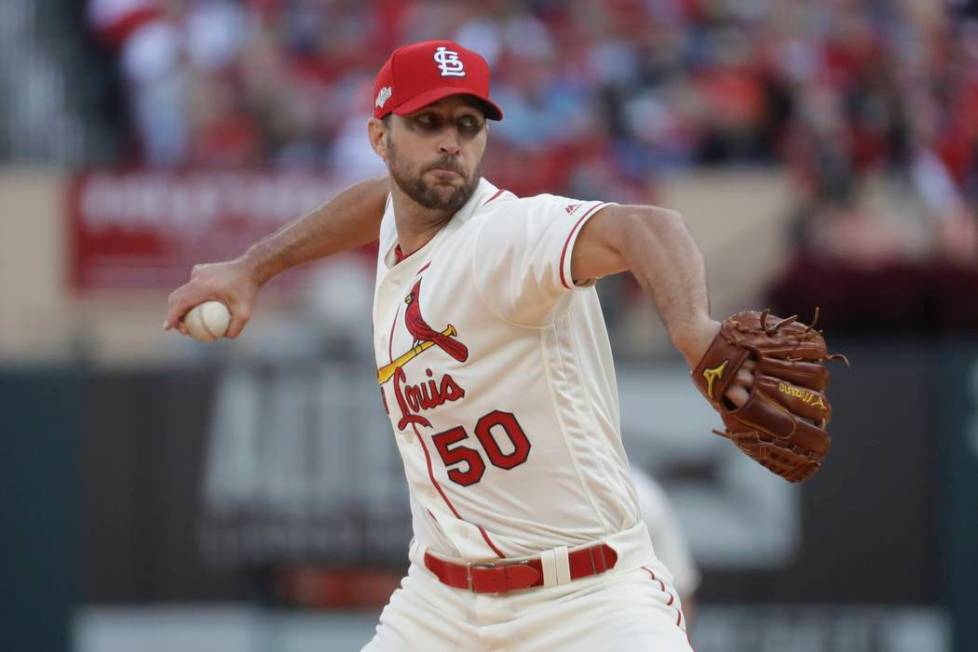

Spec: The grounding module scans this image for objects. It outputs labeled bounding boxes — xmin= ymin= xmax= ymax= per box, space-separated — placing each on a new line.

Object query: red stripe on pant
xmin=642 ymin=566 xmax=684 ymax=628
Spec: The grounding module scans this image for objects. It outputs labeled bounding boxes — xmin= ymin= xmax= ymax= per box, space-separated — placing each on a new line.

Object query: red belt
xmin=423 ymin=543 xmax=618 ymax=594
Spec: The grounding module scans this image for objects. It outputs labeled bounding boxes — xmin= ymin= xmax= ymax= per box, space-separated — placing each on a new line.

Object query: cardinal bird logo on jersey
xmin=377 ymin=279 xmax=469 ymax=385
xmin=404 ymin=280 xmax=469 ymax=362
xmin=377 ymin=278 xmax=469 ymax=430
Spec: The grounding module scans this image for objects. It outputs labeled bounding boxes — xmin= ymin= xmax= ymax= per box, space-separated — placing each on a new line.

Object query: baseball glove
xmin=692 ymin=309 xmax=846 ymax=483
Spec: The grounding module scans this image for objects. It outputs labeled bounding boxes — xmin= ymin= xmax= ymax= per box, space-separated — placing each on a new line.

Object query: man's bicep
xmin=570 ymin=205 xmax=632 ymax=285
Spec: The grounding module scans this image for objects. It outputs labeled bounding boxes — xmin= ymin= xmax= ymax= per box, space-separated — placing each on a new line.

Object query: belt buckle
xmin=466 ymin=559 xmax=531 ymax=593
xmin=466 ymin=560 xmax=494 ymax=591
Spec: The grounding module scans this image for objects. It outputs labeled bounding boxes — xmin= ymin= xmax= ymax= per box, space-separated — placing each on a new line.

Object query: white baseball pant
xmin=362 ymin=525 xmax=692 ymax=651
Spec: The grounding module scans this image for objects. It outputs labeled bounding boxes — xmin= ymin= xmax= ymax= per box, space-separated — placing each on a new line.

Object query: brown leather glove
xmin=692 ymin=310 xmax=846 ymax=483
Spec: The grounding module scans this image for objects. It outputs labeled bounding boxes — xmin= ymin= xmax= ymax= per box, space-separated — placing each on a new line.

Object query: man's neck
xmin=389 ymin=187 xmax=454 ymax=258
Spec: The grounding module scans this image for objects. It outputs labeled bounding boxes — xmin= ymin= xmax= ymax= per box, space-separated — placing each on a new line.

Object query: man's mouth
xmin=428 ymin=168 xmax=462 ymax=181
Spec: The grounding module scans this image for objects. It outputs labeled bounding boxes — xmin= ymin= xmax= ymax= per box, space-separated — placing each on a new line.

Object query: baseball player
xmin=166 ymin=40 xmax=839 ymax=651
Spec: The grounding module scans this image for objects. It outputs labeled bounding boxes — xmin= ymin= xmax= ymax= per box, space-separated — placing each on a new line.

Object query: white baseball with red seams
xmin=184 ymin=300 xmax=231 ymax=342
xmin=365 ymin=179 xmax=692 ymax=651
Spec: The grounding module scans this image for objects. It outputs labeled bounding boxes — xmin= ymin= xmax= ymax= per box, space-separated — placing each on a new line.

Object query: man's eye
xmin=458 ymin=117 xmax=482 ymax=132
xmin=416 ymin=115 xmax=438 ymax=128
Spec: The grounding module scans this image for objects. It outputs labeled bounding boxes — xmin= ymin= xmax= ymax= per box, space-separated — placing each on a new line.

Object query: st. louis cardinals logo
xmin=433 ymin=46 xmax=466 ymax=77
xmin=378 ymin=279 xmax=468 ymax=430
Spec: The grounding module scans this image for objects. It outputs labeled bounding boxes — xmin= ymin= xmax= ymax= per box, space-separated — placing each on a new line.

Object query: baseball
xmin=184 ymin=301 xmax=231 ymax=342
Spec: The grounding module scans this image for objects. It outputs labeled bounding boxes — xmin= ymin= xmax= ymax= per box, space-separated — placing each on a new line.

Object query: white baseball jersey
xmin=373 ymin=178 xmax=642 ymax=561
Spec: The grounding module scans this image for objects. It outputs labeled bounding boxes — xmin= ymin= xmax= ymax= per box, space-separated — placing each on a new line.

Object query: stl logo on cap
xmin=433 ymin=46 xmax=466 ymax=77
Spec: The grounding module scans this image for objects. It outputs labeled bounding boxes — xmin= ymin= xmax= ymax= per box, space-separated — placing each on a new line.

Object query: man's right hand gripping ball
xmin=692 ymin=310 xmax=846 ymax=483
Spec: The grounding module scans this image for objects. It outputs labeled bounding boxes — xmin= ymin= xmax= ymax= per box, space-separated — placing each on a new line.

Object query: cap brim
xmin=392 ymin=87 xmax=503 ymax=121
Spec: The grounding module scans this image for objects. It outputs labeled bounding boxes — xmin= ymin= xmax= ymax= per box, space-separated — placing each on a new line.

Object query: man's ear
xmin=368 ymin=118 xmax=389 ymax=161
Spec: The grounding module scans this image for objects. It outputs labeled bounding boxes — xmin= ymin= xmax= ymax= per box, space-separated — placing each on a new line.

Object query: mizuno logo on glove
xmin=702 ymin=360 xmax=728 ymax=399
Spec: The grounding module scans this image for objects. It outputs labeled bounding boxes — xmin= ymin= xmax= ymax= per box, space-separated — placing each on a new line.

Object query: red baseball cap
xmin=373 ymin=40 xmax=503 ymax=121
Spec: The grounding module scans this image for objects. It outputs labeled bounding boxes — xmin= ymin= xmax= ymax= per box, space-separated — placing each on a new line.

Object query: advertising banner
xmin=67 ymin=171 xmax=344 ymax=290
xmin=77 ymin=346 xmax=942 ymax=606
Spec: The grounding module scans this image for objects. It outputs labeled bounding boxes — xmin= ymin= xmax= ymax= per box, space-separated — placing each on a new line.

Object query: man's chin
xmin=421 ymin=180 xmax=466 ymax=204
xmin=427 ymin=181 xmax=463 ymax=196
xmin=391 ymin=168 xmax=477 ymax=212
xmin=431 ymin=189 xmax=471 ymax=211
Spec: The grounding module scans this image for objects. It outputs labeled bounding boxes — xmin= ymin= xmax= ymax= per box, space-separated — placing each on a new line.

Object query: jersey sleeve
xmin=472 ymin=195 xmax=613 ymax=326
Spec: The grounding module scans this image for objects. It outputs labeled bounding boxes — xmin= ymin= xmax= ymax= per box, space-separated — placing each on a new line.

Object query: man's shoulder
xmin=471 ymin=189 xmax=591 ymax=220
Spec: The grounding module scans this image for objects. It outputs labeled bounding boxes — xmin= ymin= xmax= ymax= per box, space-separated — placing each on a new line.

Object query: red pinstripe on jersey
xmin=558 ymin=203 xmax=607 ymax=290
xmin=413 ymin=422 xmax=463 ymax=519
xmin=478 ymin=525 xmax=505 ymax=558
xmin=412 ymin=422 xmax=505 ymax=558
xmin=483 ymin=188 xmax=505 ymax=205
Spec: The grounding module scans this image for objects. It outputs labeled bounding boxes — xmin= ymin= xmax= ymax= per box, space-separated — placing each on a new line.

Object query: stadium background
xmin=2 ymin=0 xmax=978 ymax=650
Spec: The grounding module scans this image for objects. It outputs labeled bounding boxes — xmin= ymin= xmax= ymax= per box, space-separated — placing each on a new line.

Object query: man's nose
xmin=437 ymin=129 xmax=461 ymax=156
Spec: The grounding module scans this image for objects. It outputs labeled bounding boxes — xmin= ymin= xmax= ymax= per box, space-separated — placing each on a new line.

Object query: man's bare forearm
xmin=242 ymin=177 xmax=390 ymax=285
xmin=619 ymin=208 xmax=715 ymax=365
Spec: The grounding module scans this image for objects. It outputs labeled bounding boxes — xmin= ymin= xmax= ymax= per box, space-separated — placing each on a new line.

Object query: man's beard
xmin=387 ymin=140 xmax=481 ymax=213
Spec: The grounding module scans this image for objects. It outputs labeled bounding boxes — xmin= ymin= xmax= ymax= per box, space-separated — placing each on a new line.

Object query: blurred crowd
xmin=88 ymin=0 xmax=978 ymax=271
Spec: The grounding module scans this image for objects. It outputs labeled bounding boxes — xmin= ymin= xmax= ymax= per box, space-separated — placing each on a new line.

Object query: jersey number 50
xmin=430 ymin=410 xmax=531 ymax=486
